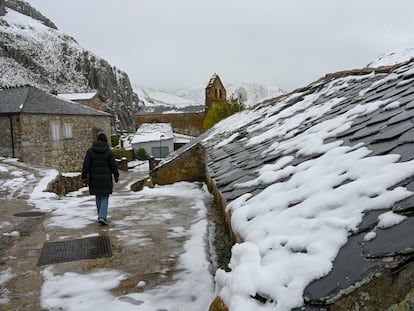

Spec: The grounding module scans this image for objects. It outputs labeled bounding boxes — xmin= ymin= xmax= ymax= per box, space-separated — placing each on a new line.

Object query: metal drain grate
xmin=38 ymin=235 xmax=112 ymax=266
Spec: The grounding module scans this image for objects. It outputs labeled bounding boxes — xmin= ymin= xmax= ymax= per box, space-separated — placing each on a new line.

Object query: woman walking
xmin=82 ymin=133 xmax=119 ymax=225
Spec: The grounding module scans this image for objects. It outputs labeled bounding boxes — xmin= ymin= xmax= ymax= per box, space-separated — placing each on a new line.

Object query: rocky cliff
xmin=0 ymin=0 xmax=141 ymax=131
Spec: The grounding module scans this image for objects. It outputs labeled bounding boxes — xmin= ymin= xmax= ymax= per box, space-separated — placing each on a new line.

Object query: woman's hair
xmin=97 ymin=133 xmax=108 ymax=143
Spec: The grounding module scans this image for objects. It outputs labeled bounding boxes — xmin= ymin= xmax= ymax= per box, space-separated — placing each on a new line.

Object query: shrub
xmin=112 ymin=147 xmax=133 ymax=161
xmin=203 ymin=98 xmax=245 ymax=129
xmin=136 ymin=148 xmax=150 ymax=161
xmin=111 ymin=135 xmax=120 ymax=147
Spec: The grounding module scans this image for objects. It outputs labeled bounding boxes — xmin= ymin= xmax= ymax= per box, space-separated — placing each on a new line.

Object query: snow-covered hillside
xmin=134 ymin=85 xmax=199 ymax=109
xmin=0 ymin=1 xmax=140 ymax=131
xmin=225 ymin=82 xmax=284 ymax=107
xmin=0 ymin=9 xmax=86 ymax=90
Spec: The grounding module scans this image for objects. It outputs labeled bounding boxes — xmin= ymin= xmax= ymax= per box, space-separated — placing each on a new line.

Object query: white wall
xmin=132 ymin=138 xmax=174 ymax=159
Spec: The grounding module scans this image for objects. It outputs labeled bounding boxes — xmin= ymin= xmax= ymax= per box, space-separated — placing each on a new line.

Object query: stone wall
xmin=74 ymin=95 xmax=104 ymax=111
xmin=150 ymin=144 xmax=206 ymax=185
xmin=209 ymin=297 xmax=229 ymax=311
xmin=46 ymin=173 xmax=82 ymax=196
xmin=205 ymin=168 xmax=242 ymax=244
xmin=135 ymin=112 xmax=205 ymax=136
xmin=0 ymin=115 xmax=16 ymax=157
xmin=0 ymin=113 xmax=111 ymax=172
xmin=324 ymin=258 xmax=414 ymax=310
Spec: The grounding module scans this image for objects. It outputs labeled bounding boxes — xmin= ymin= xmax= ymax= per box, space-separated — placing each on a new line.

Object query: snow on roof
xmin=131 ymin=123 xmax=174 ymax=144
xmin=207 ymin=73 xmax=218 ymax=88
xmin=161 ymin=59 xmax=414 ymax=310
xmin=368 ymin=43 xmax=414 ymax=68
xmin=174 ymin=133 xmax=194 ymax=144
xmin=58 ymin=92 xmax=98 ymax=101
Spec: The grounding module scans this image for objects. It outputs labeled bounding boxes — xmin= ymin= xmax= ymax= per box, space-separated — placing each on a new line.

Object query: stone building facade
xmin=0 ymin=86 xmax=111 ymax=172
xmin=205 ymin=73 xmax=227 ymax=112
xmin=149 ymin=143 xmax=206 ymax=185
xmin=58 ymin=91 xmax=104 ymax=111
xmin=135 ymin=111 xmax=205 ymax=137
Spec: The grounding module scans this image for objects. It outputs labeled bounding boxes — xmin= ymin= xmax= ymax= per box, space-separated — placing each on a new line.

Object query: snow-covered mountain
xmin=0 ymin=0 xmax=140 ymax=131
xmin=134 ymin=85 xmax=199 ymax=109
xmin=225 ymin=82 xmax=284 ymax=107
xmin=173 ymin=82 xmax=284 ymax=108
xmin=134 ymin=82 xmax=284 ymax=114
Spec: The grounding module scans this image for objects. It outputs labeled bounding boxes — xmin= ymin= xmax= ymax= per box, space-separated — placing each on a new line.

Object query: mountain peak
xmin=2 ymin=0 xmax=57 ymax=29
xmin=0 ymin=1 xmax=140 ymax=131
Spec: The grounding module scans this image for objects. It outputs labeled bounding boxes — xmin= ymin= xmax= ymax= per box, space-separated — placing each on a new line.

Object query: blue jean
xmin=95 ymin=195 xmax=109 ymax=220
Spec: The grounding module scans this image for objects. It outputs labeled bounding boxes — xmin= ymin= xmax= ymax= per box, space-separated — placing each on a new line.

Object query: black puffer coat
xmin=81 ymin=141 xmax=119 ymax=195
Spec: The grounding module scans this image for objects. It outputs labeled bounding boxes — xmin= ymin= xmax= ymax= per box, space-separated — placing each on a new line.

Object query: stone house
xmin=58 ymin=91 xmax=104 ymax=111
xmin=58 ymin=91 xmax=118 ymax=133
xmin=131 ymin=123 xmax=174 ymax=159
xmin=205 ymin=73 xmax=226 ymax=112
xmin=0 ymin=85 xmax=111 ymax=172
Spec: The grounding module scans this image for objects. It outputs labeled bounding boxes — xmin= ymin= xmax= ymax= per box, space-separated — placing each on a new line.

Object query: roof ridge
xmin=0 ymin=86 xmax=109 ymax=116
xmin=318 ymin=57 xmax=414 ymax=84
xmin=254 ymin=57 xmax=414 ymax=110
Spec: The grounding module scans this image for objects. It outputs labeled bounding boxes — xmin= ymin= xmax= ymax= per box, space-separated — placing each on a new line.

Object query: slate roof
xmin=0 ymin=86 xmax=109 ymax=116
xmin=206 ymin=73 xmax=225 ymax=91
xmin=207 ymin=73 xmax=218 ymax=88
xmin=58 ymin=91 xmax=99 ymax=101
xmin=165 ymin=59 xmax=414 ymax=309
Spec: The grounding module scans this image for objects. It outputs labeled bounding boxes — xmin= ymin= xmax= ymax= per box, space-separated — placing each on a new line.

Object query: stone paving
xmin=0 ymin=159 xmax=214 ymax=310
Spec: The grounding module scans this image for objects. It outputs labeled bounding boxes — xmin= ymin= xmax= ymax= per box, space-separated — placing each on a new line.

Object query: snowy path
xmin=0 ymin=158 xmax=215 ymax=311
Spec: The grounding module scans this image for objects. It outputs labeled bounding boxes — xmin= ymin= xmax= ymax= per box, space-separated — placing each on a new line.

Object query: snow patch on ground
xmin=0 ymin=268 xmax=15 ymax=305
xmin=40 ymin=183 xmax=214 ymax=311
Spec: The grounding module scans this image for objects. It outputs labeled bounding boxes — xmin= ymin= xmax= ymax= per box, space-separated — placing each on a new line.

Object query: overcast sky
xmin=26 ymin=0 xmax=414 ymax=92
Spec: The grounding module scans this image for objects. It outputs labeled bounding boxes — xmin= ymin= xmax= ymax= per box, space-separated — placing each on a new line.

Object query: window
xmin=64 ymin=124 xmax=73 ymax=139
xmin=50 ymin=123 xmax=61 ymax=141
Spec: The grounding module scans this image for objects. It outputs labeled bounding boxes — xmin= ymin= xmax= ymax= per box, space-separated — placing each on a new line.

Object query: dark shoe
xmin=98 ymin=218 xmax=108 ymax=226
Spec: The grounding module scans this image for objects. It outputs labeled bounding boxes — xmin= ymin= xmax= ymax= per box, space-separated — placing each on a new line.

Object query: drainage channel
xmin=206 ymin=202 xmax=234 ymax=274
